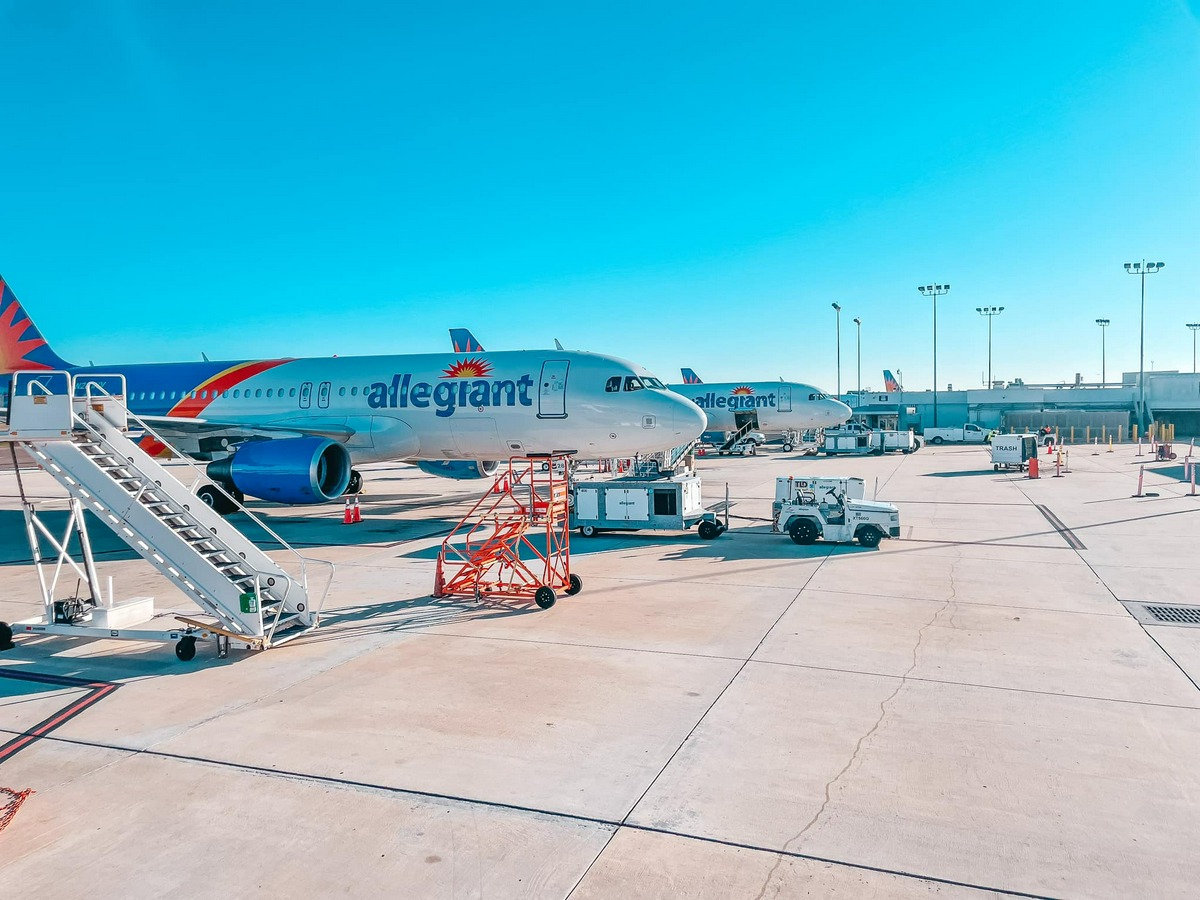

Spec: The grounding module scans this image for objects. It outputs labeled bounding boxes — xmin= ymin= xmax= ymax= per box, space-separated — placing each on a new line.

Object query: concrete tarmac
xmin=2 ymin=443 xmax=1199 ymax=898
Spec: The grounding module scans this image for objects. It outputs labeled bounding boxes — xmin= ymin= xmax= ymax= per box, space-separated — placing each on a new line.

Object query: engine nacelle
xmin=206 ymin=437 xmax=352 ymax=504
xmin=416 ymin=460 xmax=500 ymax=480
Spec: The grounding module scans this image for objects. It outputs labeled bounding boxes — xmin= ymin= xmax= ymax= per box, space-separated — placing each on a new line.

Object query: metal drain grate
xmin=1144 ymin=605 xmax=1200 ymax=625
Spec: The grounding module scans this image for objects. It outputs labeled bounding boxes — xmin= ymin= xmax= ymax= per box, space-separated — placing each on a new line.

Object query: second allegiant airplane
xmin=1 ymin=277 xmax=706 ymax=510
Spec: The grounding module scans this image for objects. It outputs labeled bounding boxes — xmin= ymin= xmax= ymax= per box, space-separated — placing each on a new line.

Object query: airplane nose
xmin=673 ymin=395 xmax=708 ymax=439
xmin=827 ymin=399 xmax=852 ymax=425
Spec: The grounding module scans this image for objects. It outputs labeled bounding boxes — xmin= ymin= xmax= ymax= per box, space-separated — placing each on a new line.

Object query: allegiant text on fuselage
xmin=368 ymin=374 xmax=535 ymax=417
xmin=690 ymin=392 xmax=776 ymax=410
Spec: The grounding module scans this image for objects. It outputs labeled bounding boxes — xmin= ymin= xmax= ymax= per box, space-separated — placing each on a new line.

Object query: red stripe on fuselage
xmin=138 ymin=358 xmax=291 ymax=457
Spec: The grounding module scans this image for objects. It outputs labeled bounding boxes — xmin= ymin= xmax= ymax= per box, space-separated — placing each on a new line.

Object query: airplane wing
xmin=136 ymin=415 xmax=355 ymax=459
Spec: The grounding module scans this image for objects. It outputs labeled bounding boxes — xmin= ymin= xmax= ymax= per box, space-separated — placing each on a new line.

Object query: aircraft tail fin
xmin=0 ymin=276 xmax=75 ymax=373
xmin=883 ymin=369 xmax=900 ymax=392
xmin=449 ymin=328 xmax=485 ymax=353
xmin=681 ymin=367 xmax=703 ymax=384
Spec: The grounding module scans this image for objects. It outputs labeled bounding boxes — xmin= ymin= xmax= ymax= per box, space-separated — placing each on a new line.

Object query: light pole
xmin=1188 ymin=324 xmax=1200 ymax=375
xmin=852 ymin=317 xmax=862 ymax=407
xmin=917 ymin=283 xmax=950 ymax=427
xmin=831 ymin=302 xmax=842 ymax=399
xmin=1095 ymin=318 xmax=1109 ymax=385
xmin=976 ymin=306 xmax=1004 ymax=388
xmin=1124 ymin=260 xmax=1164 ymax=428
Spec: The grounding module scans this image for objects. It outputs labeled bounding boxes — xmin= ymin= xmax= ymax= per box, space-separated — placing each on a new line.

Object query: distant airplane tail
xmin=449 ymin=328 xmax=485 ymax=353
xmin=681 ymin=367 xmax=703 ymax=384
xmin=0 ymin=276 xmax=75 ymax=373
xmin=883 ymin=369 xmax=900 ymax=391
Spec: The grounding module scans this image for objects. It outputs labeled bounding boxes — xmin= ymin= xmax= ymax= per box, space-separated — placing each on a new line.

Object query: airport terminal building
xmin=845 ymin=371 xmax=1200 ymax=439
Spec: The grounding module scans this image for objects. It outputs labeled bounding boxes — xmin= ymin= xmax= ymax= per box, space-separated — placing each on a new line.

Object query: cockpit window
xmin=624 ymin=376 xmax=645 ymax=392
xmin=642 ymin=377 xmax=665 ymax=389
xmin=605 ymin=376 xmax=622 ymax=393
xmin=808 ymin=392 xmax=829 ymax=401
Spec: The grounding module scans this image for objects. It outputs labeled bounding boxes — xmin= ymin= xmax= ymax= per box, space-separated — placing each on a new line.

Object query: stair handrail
xmin=74 ymin=375 xmax=333 ymax=613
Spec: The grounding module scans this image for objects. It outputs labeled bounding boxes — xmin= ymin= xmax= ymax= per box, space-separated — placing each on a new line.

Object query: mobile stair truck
xmin=572 ymin=442 xmax=728 ymax=539
xmin=991 ymin=433 xmax=1038 ymax=471
xmin=0 ymin=370 xmax=332 ymax=661
xmin=771 ymin=476 xmax=900 ymax=548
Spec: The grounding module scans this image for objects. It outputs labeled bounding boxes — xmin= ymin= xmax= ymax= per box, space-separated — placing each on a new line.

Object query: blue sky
xmin=2 ymin=1 xmax=1197 ymax=391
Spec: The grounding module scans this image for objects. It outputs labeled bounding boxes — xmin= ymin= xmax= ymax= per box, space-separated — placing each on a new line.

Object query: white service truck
xmin=922 ymin=423 xmax=993 ymax=445
xmin=772 ymin=476 xmax=901 ymax=548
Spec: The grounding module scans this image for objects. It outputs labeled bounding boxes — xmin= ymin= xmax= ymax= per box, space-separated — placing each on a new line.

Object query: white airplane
xmin=1 ymin=277 xmax=706 ymax=510
xmin=675 ymin=368 xmax=851 ymax=439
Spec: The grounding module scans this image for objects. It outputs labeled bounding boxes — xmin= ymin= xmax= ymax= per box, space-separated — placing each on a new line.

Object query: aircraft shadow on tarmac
xmin=0 ymin=508 xmax=462 ymax=566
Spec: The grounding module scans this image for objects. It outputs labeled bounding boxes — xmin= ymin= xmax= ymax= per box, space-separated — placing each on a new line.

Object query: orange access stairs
xmin=433 ymin=454 xmax=581 ymax=609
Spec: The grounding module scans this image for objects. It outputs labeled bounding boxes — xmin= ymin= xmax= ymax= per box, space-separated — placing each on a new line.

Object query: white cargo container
xmin=991 ymin=434 xmax=1038 ymax=470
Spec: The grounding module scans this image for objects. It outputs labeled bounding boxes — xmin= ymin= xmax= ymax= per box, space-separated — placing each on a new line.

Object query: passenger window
xmin=624 ymin=376 xmax=644 ymax=392
xmin=338 ymin=387 xmax=346 ymax=397
xmin=266 ymin=389 xmax=273 ymax=398
xmin=350 ymin=387 xmax=358 ymax=397
xmin=200 ymin=390 xmax=208 ymax=400
xmin=232 ymin=390 xmax=240 ymax=399
xmin=222 ymin=390 xmax=228 ymax=399
xmin=605 ymin=376 xmax=621 ymax=393
xmin=254 ymin=389 xmax=262 ymax=398
xmin=289 ymin=388 xmax=296 ymax=398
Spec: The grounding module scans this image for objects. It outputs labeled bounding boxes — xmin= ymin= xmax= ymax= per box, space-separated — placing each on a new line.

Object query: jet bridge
xmin=0 ymin=371 xmax=332 ymax=661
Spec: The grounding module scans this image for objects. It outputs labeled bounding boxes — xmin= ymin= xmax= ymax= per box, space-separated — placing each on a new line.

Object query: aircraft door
xmin=537 ymin=360 xmax=569 ymax=419
xmin=735 ymin=411 xmax=760 ymax=432
xmin=776 ymin=385 xmax=791 ymax=412
xmin=299 ymin=382 xmax=313 ymax=409
xmin=317 ymin=381 xmax=331 ymax=409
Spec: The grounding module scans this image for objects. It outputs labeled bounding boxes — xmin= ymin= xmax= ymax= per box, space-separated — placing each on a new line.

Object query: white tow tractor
xmin=771 ymin=476 xmax=900 ymax=548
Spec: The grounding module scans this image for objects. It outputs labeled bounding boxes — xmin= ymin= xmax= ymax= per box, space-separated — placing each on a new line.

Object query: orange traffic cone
xmin=352 ymin=496 xmax=362 ymax=523
xmin=342 ymin=498 xmax=353 ymax=524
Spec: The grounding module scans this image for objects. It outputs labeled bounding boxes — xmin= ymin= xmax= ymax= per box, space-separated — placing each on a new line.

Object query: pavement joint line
xmin=1012 ymin=482 xmax=1200 ymax=699
xmin=744 ymin=658 xmax=1200 ymax=712
xmin=797 ymin=587 xmax=1130 ymax=618
xmin=6 ymin=729 xmax=1060 ymax=900
xmin=569 ymin=548 xmax=844 ymax=899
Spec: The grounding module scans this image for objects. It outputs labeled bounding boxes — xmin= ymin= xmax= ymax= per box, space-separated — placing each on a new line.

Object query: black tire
xmin=698 ymin=520 xmax=719 ymax=540
xmin=175 ymin=636 xmax=197 ymax=662
xmin=857 ymin=526 xmax=883 ymax=548
xmin=749 ymin=445 xmax=757 ymax=456
xmin=197 ymin=484 xmax=238 ymax=516
xmin=346 ymin=470 xmax=363 ymax=495
xmin=534 ymin=587 xmax=556 ymax=609
xmin=782 ymin=443 xmax=793 ymax=453
xmin=566 ymin=574 xmax=583 ymax=596
xmin=788 ymin=518 xmax=819 ymax=545
xmin=930 ymin=436 xmax=944 ymax=445
xmin=541 ymin=461 xmax=550 ymax=472
xmin=0 ymin=621 xmax=13 ymax=652
xmin=579 ymin=525 xmax=597 ymax=537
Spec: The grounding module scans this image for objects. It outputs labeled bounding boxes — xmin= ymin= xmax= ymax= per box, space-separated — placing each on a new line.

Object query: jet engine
xmin=206 ymin=437 xmax=352 ymax=504
xmin=416 ymin=460 xmax=500 ymax=480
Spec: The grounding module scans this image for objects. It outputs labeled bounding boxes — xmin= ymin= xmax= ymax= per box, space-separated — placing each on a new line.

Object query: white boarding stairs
xmin=630 ymin=439 xmax=700 ymax=478
xmin=718 ymin=421 xmax=754 ymax=452
xmin=5 ymin=373 xmax=317 ymax=648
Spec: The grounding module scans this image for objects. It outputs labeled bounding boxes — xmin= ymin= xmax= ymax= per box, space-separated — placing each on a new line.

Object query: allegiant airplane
xmin=672 ymin=368 xmax=851 ymax=437
xmin=0 ymin=277 xmax=706 ymax=510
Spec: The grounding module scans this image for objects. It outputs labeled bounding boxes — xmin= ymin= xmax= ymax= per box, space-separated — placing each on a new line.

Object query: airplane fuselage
xmin=62 ymin=350 xmax=706 ymax=463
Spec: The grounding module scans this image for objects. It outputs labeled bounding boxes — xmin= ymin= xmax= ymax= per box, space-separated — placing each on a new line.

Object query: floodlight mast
xmin=917 ymin=283 xmax=950 ymax=427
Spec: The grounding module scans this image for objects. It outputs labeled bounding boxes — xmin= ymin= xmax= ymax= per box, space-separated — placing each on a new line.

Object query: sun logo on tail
xmin=442 ymin=357 xmax=493 ymax=379
xmin=0 ymin=279 xmax=52 ymax=372
xmin=731 ymin=385 xmax=755 ymax=395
